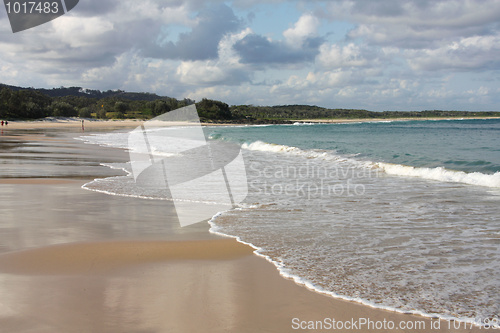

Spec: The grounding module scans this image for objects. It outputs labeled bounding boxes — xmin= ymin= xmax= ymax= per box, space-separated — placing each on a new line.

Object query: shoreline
xmin=1 ymin=118 xmax=142 ymax=130
xmin=291 ymin=116 xmax=500 ymax=124
xmin=209 ymin=218 xmax=488 ymax=329
xmin=1 ymin=115 xmax=499 ymax=131
xmin=0 ymin=128 xmax=486 ymax=332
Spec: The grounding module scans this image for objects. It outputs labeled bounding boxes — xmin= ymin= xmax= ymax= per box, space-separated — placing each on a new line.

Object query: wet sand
xmin=0 ymin=126 xmax=483 ymax=332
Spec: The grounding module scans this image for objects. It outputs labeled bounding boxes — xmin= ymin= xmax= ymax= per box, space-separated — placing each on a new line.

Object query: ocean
xmin=80 ymin=118 xmax=500 ymax=326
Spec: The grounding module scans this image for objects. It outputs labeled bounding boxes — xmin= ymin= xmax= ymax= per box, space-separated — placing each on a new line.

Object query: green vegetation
xmin=0 ymin=84 xmax=195 ymax=120
xmin=1 ymin=84 xmax=499 ymax=123
xmin=230 ymin=105 xmax=500 ymax=122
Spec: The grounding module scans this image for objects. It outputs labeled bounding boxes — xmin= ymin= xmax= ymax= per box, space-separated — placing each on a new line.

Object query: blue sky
xmin=0 ymin=0 xmax=499 ymax=111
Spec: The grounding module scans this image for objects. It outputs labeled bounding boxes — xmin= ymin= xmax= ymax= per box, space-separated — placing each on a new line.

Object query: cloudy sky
xmin=1 ymin=0 xmax=499 ymax=111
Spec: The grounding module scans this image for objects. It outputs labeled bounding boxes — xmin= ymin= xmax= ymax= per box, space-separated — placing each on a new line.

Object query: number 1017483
xmin=5 ymin=1 xmax=60 ymax=15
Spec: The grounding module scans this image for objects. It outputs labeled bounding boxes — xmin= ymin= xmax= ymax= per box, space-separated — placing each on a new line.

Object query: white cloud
xmin=177 ymin=61 xmax=228 ymax=85
xmin=316 ymin=43 xmax=369 ymax=69
xmin=330 ymin=0 xmax=500 ymax=48
xmin=52 ymin=17 xmax=114 ymax=48
xmin=80 ymin=52 xmax=145 ymax=88
xmin=465 ymin=86 xmax=492 ymax=105
xmin=407 ymin=35 xmax=500 ymax=71
xmin=218 ymin=28 xmax=253 ymax=65
xmin=283 ymin=14 xmax=320 ymax=48
xmin=175 ymin=27 xmax=252 ymax=86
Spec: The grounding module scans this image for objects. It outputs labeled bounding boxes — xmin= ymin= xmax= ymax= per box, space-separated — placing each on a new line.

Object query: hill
xmin=0 ymin=83 xmax=168 ymax=101
xmin=1 ymin=83 xmax=499 ymax=122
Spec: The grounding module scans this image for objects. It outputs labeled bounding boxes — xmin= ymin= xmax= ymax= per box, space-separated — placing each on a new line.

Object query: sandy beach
xmin=1 ymin=118 xmax=143 ymax=130
xmin=0 ymin=122 xmax=485 ymax=332
xmin=2 ymin=116 xmax=499 ymax=132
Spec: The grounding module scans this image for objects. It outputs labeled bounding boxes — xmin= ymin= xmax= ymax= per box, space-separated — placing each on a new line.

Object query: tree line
xmin=230 ymin=104 xmax=500 ymax=121
xmin=0 ymin=86 xmax=227 ymax=120
xmin=1 ymin=85 xmax=499 ymax=122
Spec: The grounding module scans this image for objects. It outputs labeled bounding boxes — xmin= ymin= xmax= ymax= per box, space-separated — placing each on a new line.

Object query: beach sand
xmin=2 ymin=116 xmax=499 ymax=132
xmin=0 ymin=123 xmax=483 ymax=332
xmin=2 ymin=118 xmax=142 ymax=130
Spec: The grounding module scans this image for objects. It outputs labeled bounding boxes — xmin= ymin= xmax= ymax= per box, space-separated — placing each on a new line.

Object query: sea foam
xmin=376 ymin=163 xmax=500 ymax=188
xmin=242 ymin=140 xmax=500 ymax=188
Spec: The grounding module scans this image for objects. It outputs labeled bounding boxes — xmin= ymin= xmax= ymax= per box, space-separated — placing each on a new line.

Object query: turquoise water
xmin=209 ymin=119 xmax=500 ymax=174
xmin=207 ymin=119 xmax=500 ymax=324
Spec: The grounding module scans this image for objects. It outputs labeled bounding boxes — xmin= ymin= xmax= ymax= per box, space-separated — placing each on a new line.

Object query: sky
xmin=0 ymin=0 xmax=499 ymax=111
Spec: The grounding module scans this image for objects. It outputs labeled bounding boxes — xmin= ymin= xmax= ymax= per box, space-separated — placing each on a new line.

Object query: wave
xmin=242 ymin=140 xmax=500 ymax=188
xmin=375 ymin=163 xmax=500 ymax=188
xmin=292 ymin=122 xmax=322 ymax=126
xmin=242 ymin=140 xmax=355 ymax=163
xmin=208 ymin=215 xmax=486 ymax=328
xmin=77 ymin=132 xmax=131 ymax=150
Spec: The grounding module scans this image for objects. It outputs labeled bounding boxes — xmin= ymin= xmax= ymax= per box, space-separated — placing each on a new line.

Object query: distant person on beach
xmin=4 ymin=121 xmax=7 ymax=126
xmin=1 ymin=121 xmax=3 ymax=126
xmin=81 ymin=119 xmax=84 ymax=131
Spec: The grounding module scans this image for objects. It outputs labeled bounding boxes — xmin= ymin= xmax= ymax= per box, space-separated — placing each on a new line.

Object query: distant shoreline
xmin=290 ymin=116 xmax=500 ymax=124
xmin=2 ymin=116 xmax=499 ymax=130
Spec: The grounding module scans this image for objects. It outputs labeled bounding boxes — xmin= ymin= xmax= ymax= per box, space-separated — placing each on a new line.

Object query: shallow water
xmin=80 ymin=119 xmax=500 ymax=325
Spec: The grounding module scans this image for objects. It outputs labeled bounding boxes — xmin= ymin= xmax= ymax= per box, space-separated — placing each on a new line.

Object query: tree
xmin=0 ymin=87 xmax=12 ymax=118
xmin=196 ymin=98 xmax=232 ymax=120
xmin=21 ymin=90 xmax=52 ymax=118
xmin=50 ymin=101 xmax=77 ymax=117
xmin=78 ymin=107 xmax=93 ymax=118
xmin=152 ymin=100 xmax=171 ymax=116
xmin=96 ymin=109 xmax=108 ymax=119
xmin=114 ymin=101 xmax=128 ymax=114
